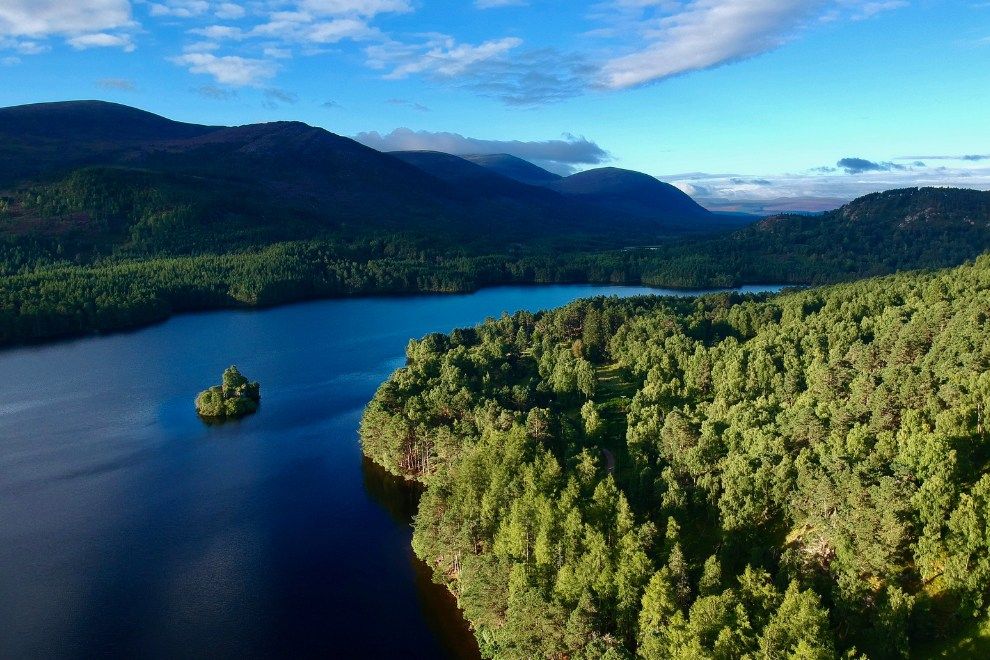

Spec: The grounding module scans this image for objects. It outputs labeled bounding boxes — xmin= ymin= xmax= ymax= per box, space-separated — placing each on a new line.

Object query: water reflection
xmin=362 ymin=458 xmax=481 ymax=659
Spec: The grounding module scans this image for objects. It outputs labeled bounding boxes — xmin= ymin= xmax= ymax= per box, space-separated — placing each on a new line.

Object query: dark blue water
xmin=0 ymin=284 xmax=780 ymax=658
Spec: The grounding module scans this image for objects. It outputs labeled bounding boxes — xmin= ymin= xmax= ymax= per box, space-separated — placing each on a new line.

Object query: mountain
xmin=459 ymin=157 xmax=727 ymax=228
xmin=0 ymin=100 xmax=221 ymax=184
xmin=546 ymin=167 xmax=710 ymax=220
xmin=391 ymin=151 xmax=738 ymax=235
xmin=461 ymin=153 xmax=562 ymax=186
xmin=750 ymin=187 xmax=990 ymax=238
xmin=389 ymin=150 xmax=559 ymax=202
xmin=0 ymin=104 xmax=480 ymax=254
xmin=0 ymin=101 xmax=732 ymax=261
xmin=0 ymin=100 xmax=217 ymax=144
xmin=672 ymin=186 xmax=990 ymax=285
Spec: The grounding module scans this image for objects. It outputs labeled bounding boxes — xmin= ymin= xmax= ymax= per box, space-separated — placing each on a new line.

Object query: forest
xmin=1 ymin=102 xmax=988 ymax=347
xmin=2 ymin=185 xmax=989 ymax=347
xmin=360 ymin=255 xmax=990 ymax=658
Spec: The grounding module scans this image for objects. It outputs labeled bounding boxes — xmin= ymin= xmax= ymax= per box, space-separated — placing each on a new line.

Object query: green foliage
xmin=360 ymin=255 xmax=990 ymax=658
xmin=1 ymin=179 xmax=989 ymax=347
xmin=195 ymin=365 xmax=260 ymax=420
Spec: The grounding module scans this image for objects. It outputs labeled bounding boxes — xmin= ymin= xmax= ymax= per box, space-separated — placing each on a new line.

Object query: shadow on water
xmin=362 ymin=458 xmax=482 ymax=660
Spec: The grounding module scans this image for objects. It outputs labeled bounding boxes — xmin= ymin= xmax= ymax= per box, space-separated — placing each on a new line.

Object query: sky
xmin=1 ymin=0 xmax=989 ymax=211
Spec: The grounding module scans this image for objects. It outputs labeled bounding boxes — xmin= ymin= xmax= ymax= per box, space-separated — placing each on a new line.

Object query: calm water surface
xmin=0 ymin=284 xmax=780 ymax=658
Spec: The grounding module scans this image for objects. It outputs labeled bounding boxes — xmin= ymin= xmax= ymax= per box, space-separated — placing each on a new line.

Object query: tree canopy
xmin=195 ymin=365 xmax=260 ymax=421
xmin=361 ymin=255 xmax=990 ymax=658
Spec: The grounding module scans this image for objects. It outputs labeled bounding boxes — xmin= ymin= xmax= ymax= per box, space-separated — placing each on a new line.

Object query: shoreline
xmin=0 ymin=278 xmax=788 ymax=354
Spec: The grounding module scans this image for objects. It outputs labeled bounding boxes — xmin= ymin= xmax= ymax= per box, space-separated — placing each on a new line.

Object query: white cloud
xmin=149 ymin=1 xmax=210 ymax=18
xmin=170 ymin=51 xmax=277 ymax=85
xmin=68 ymin=32 xmax=136 ymax=51
xmin=306 ymin=18 xmax=379 ymax=42
xmin=599 ymin=0 xmax=826 ymax=89
xmin=367 ymin=35 xmax=523 ymax=79
xmin=296 ymin=0 xmax=412 ymax=16
xmin=668 ymin=161 xmax=990 ymax=212
xmin=190 ymin=24 xmax=244 ymax=39
xmin=354 ymin=127 xmax=609 ymax=173
xmin=0 ymin=0 xmax=135 ymax=54
xmin=166 ymin=0 xmax=408 ymax=89
xmin=0 ymin=0 xmax=132 ymax=38
xmin=597 ymin=0 xmax=911 ymax=90
xmin=843 ymin=0 xmax=908 ymax=20
xmin=184 ymin=39 xmax=221 ymax=51
xmin=96 ymin=76 xmax=137 ymax=90
xmin=0 ymin=38 xmax=50 ymax=55
xmin=215 ymin=3 xmax=246 ymax=20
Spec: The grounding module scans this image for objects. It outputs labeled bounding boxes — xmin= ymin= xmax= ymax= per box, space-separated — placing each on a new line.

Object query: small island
xmin=195 ymin=366 xmax=261 ymax=421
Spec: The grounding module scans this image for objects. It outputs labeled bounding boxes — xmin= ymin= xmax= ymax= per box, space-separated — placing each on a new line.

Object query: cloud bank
xmin=0 ymin=1 xmax=914 ymax=103
xmin=668 ymin=157 xmax=990 ymax=213
xmin=353 ymin=128 xmax=609 ymax=173
xmin=835 ymin=157 xmax=906 ymax=174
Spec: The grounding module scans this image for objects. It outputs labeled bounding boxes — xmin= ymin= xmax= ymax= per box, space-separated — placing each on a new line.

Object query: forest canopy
xmin=1 ymin=186 xmax=989 ymax=347
xmin=195 ymin=365 xmax=260 ymax=420
xmin=360 ymin=255 xmax=990 ymax=659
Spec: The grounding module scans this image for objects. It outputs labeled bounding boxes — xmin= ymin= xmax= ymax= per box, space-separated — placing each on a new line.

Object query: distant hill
xmin=0 ymin=100 xmax=220 ymax=184
xmin=0 ymin=100 xmax=218 ymax=144
xmin=394 ymin=152 xmax=738 ymax=234
xmin=461 ymin=153 xmax=562 ymax=186
xmin=546 ymin=167 xmax=710 ymax=219
xmin=0 ymin=101 xmax=733 ymax=262
xmin=680 ymin=186 xmax=990 ymax=284
xmin=4 ymin=101 xmax=990 ymax=348
xmin=389 ymin=150 xmax=559 ymax=202
xmin=750 ymin=187 xmax=990 ymax=238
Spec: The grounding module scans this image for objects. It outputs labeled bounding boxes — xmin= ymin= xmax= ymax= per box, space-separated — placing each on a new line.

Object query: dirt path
xmin=601 ymin=448 xmax=616 ymax=475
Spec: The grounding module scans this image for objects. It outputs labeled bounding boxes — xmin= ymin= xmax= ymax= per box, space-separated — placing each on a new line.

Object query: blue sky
xmin=1 ymin=0 xmax=989 ymax=210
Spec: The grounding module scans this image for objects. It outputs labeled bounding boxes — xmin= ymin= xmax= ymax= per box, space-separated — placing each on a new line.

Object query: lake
xmin=0 ymin=284 xmax=781 ymax=658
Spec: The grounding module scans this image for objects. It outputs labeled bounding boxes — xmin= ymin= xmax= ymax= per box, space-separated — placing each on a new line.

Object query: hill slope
xmin=712 ymin=186 xmax=990 ymax=282
xmin=389 ymin=150 xmax=561 ymax=202
xmin=547 ymin=167 xmax=710 ymax=219
xmin=0 ymin=101 xmax=730 ymax=261
xmin=461 ymin=153 xmax=562 ymax=186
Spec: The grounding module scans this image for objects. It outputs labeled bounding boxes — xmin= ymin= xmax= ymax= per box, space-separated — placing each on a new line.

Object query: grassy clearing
xmin=916 ymin=615 xmax=990 ymax=659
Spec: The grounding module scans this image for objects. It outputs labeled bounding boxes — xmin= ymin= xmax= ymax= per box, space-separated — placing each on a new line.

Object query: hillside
xmin=390 ymin=151 xmax=729 ymax=235
xmin=361 ymin=254 xmax=990 ymax=658
xmin=461 ymin=153 xmax=562 ymax=186
xmin=0 ymin=101 xmax=221 ymax=185
xmin=3 ymin=103 xmax=990 ymax=348
xmin=389 ymin=150 xmax=563 ymax=203
xmin=0 ymin=101 xmax=718 ymax=263
xmin=709 ymin=187 xmax=990 ymax=282
xmin=547 ymin=167 xmax=710 ymax=219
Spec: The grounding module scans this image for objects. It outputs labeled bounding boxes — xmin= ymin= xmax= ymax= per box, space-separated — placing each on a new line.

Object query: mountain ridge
xmin=0 ymin=100 xmax=727 ymax=252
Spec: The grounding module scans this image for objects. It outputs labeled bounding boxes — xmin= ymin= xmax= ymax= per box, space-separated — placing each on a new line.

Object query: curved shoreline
xmin=0 ymin=278 xmax=787 ymax=353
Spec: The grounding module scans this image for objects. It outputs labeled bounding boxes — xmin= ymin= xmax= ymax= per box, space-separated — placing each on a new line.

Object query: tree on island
xmin=195 ymin=365 xmax=260 ymax=420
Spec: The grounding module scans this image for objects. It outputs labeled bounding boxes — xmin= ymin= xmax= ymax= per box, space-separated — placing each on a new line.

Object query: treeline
xmin=2 ymin=182 xmax=990 ymax=347
xmin=360 ymin=255 xmax=990 ymax=658
xmin=0 ymin=234 xmax=985 ymax=347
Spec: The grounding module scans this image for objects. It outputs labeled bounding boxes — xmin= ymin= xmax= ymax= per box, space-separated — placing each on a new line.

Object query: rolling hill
xmin=0 ymin=101 xmax=732 ymax=263
xmin=545 ymin=166 xmax=710 ymax=220
xmin=3 ymin=100 xmax=990 ymax=347
xmin=460 ymin=153 xmax=562 ymax=186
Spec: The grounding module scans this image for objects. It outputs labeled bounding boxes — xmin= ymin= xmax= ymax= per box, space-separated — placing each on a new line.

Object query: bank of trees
xmin=2 ymin=181 xmax=989 ymax=347
xmin=360 ymin=255 xmax=990 ymax=658
xmin=195 ymin=365 xmax=261 ymax=420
